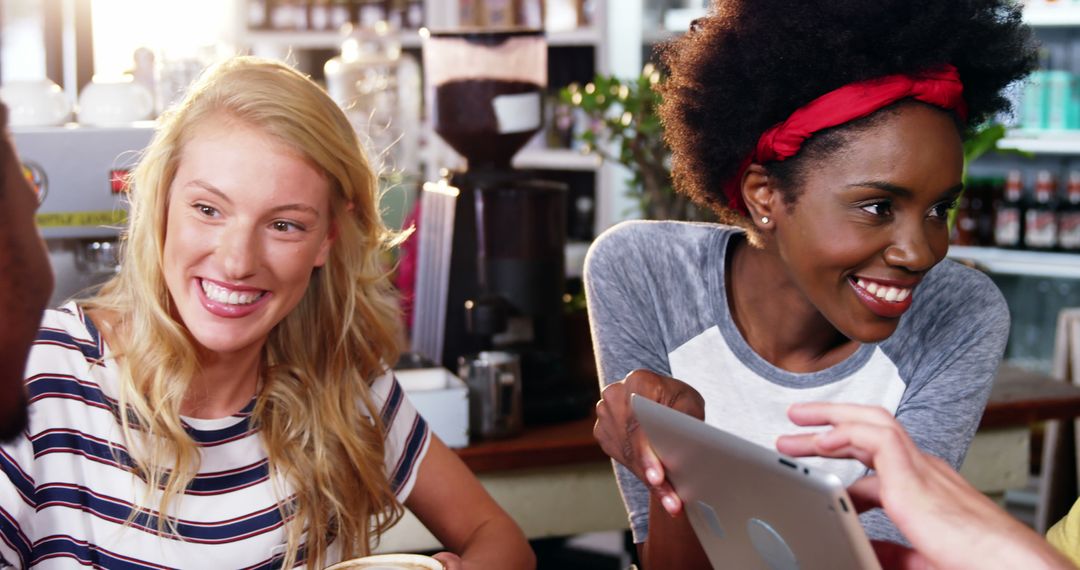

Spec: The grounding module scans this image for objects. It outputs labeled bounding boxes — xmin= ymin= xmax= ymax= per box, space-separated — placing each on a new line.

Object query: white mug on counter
xmin=77 ymin=77 xmax=155 ymax=126
xmin=0 ymin=79 xmax=72 ymax=126
xmin=324 ymin=553 xmax=444 ymax=570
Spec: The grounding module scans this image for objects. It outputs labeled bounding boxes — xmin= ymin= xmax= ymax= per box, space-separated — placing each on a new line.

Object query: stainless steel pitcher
xmin=458 ymin=351 xmax=523 ymax=440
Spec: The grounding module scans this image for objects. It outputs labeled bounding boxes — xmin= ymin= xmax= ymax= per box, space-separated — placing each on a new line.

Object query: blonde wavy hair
xmin=85 ymin=56 xmax=405 ymax=568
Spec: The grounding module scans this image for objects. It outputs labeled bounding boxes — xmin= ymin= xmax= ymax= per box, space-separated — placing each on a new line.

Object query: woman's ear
xmin=741 ymin=164 xmax=777 ymax=231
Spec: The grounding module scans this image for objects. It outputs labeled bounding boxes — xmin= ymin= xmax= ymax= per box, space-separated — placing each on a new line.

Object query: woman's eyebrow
xmin=845 ymin=180 xmax=913 ymax=197
xmin=185 ymin=179 xmax=233 ymax=204
xmin=267 ymin=203 xmax=320 ymax=218
xmin=185 ymin=180 xmax=320 ymax=218
xmin=845 ymin=181 xmax=964 ymax=200
xmin=939 ymin=183 xmax=965 ymax=201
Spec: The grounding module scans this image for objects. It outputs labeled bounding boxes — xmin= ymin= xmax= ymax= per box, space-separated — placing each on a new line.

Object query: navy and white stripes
xmin=0 ymin=303 xmax=431 ymax=569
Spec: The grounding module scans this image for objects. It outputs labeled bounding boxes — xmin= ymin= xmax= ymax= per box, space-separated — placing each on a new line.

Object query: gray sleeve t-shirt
xmin=583 ymin=220 xmax=1010 ymax=545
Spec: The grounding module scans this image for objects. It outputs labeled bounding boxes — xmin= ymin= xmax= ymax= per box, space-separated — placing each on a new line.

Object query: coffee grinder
xmin=412 ymin=29 xmax=591 ymax=426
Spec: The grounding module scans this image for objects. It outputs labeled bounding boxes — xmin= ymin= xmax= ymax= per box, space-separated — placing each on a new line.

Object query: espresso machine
xmin=12 ymin=125 xmax=156 ymax=306
xmin=411 ymin=29 xmax=592 ymax=426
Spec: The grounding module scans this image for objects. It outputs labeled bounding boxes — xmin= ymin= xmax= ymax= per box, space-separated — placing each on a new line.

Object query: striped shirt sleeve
xmin=370 ymin=370 xmax=431 ymax=502
xmin=0 ymin=402 xmax=36 ymax=569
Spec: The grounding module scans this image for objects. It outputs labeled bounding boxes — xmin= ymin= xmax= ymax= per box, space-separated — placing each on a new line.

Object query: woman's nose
xmin=883 ymin=221 xmax=940 ymax=273
xmin=218 ymin=223 xmax=259 ymax=279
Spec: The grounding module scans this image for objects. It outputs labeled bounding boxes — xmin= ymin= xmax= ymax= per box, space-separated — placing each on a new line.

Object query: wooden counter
xmin=451 ymin=363 xmax=1080 ymax=475
xmin=454 ymin=415 xmax=605 ymax=473
xmin=444 ymin=362 xmax=1080 ymax=487
xmin=381 ymin=363 xmax=1080 ymax=552
xmin=981 ymin=364 xmax=1080 ymax=429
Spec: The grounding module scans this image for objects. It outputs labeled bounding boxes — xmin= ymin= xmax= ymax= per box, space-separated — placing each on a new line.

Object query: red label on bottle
xmin=1025 ymin=210 xmax=1058 ymax=248
xmin=995 ymin=209 xmax=1021 ymax=246
xmin=1060 ymin=212 xmax=1080 ymax=250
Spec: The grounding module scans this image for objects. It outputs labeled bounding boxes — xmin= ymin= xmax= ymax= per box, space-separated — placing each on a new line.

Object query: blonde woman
xmin=0 ymin=57 xmax=534 ymax=570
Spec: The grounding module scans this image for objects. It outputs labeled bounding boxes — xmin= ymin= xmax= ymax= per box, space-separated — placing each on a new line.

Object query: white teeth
xmin=200 ymin=280 xmax=264 ymax=305
xmin=854 ymin=278 xmax=912 ymax=303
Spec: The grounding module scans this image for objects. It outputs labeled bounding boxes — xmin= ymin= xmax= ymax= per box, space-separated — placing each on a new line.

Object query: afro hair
xmin=657 ymin=0 xmax=1038 ymax=223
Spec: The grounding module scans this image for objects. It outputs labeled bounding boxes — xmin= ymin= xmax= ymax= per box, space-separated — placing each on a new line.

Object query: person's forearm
xmin=0 ymin=211 xmax=49 ymax=440
xmin=0 ymin=380 xmax=28 ymax=440
xmin=923 ymin=512 xmax=1075 ymax=570
xmin=640 ymin=494 xmax=710 ymax=569
xmin=457 ymin=516 xmax=535 ymax=570
xmin=0 ymin=112 xmax=53 ymax=440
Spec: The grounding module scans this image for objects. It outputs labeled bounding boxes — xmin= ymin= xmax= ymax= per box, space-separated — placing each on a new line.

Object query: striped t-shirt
xmin=0 ymin=303 xmax=431 ymax=569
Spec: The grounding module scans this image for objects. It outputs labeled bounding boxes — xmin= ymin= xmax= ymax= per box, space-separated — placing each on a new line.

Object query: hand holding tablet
xmin=593 ymin=369 xmax=706 ymax=515
xmin=633 ymin=395 xmax=880 ymax=570
xmin=778 ymin=402 xmax=1074 ymax=570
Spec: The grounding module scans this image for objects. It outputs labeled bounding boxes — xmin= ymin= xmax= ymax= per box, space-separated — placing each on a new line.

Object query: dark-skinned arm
xmin=0 ymin=103 xmax=53 ymax=440
xmin=639 ymin=493 xmax=710 ymax=568
xmin=594 ymin=369 xmax=711 ymax=569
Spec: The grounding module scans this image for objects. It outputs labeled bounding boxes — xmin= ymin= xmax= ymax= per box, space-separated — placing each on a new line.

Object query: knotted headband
xmin=723 ymin=64 xmax=968 ymax=214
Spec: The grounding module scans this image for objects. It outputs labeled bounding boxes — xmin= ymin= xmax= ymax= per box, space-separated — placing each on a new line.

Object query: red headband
xmin=723 ymin=64 xmax=968 ymax=214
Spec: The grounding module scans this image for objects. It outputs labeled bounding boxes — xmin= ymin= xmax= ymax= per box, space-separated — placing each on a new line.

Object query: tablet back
xmin=632 ymin=395 xmax=882 ymax=570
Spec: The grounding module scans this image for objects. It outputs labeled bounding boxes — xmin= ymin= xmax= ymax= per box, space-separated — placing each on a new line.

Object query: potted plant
xmin=560 ymin=64 xmax=713 ymax=222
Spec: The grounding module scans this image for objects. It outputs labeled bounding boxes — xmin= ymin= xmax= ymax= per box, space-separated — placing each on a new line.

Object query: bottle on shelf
xmin=309 ymin=0 xmax=332 ymax=31
xmin=404 ymin=0 xmax=424 ymax=29
xmin=383 ymin=0 xmax=406 ymax=29
xmin=1024 ymin=169 xmax=1060 ymax=251
xmin=994 ymin=169 xmax=1027 ymax=249
xmin=247 ymin=0 xmax=271 ymax=31
xmin=482 ymin=0 xmax=516 ymax=27
xmin=328 ymin=0 xmax=352 ymax=30
xmin=976 ymin=177 xmax=1002 ymax=247
xmin=269 ymin=0 xmax=307 ymax=31
xmin=1045 ymin=70 xmax=1073 ymax=131
xmin=951 ymin=179 xmax=978 ymax=246
xmin=1021 ymin=70 xmax=1047 ymax=131
xmin=356 ymin=0 xmax=388 ymax=27
xmin=1059 ymin=171 xmax=1080 ymax=252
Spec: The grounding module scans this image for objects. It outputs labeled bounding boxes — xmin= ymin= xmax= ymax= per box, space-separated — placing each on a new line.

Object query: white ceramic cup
xmin=0 ymin=79 xmax=72 ymax=126
xmin=77 ymin=78 xmax=155 ymax=126
xmin=324 ymin=553 xmax=443 ymax=570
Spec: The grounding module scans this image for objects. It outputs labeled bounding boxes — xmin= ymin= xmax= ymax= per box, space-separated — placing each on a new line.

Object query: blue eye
xmin=860 ymin=201 xmax=892 ymax=217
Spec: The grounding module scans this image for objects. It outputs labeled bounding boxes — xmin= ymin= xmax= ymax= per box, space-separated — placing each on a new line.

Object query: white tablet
xmin=631 ymin=395 xmax=882 ymax=570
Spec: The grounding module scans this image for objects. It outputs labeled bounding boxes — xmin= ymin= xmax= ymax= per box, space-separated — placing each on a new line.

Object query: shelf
xmin=1024 ymin=4 xmax=1080 ymax=27
xmin=948 ymin=245 xmax=1080 ymax=279
xmin=547 ymin=27 xmax=603 ymax=47
xmin=242 ymin=26 xmax=597 ymax=50
xmin=997 ymin=130 xmax=1080 ymax=154
xmin=243 ymin=29 xmax=424 ymax=50
xmin=642 ymin=28 xmax=680 ymax=44
xmin=512 ymin=147 xmax=601 ymax=171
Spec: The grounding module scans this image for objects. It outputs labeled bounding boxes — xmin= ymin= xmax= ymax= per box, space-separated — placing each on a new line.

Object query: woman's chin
xmin=844 ymin=321 xmax=902 ymax=345
xmin=188 ymin=327 xmax=263 ymax=356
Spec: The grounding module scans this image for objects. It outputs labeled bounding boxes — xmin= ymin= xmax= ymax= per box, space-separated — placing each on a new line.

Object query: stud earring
xmin=761 ymin=216 xmax=770 ymax=224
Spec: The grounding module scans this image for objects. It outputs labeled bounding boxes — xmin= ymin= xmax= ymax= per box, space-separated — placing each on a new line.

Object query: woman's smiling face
xmin=162 ymin=117 xmax=334 ymax=357
xmin=768 ymin=103 xmax=964 ymax=343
